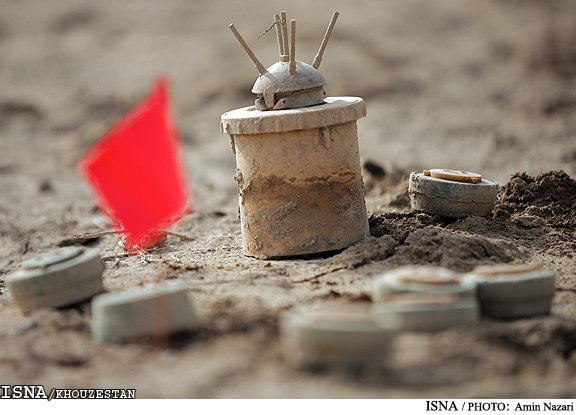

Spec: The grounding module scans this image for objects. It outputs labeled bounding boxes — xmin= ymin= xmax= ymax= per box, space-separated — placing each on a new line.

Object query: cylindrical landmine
xmin=91 ymin=286 xmax=197 ymax=342
xmin=409 ymin=169 xmax=498 ymax=217
xmin=5 ymin=247 xmax=104 ymax=314
xmin=221 ymin=97 xmax=368 ymax=258
xmin=373 ymin=265 xmax=479 ymax=331
xmin=280 ymin=302 xmax=395 ymax=369
xmin=222 ymin=12 xmax=369 ymax=258
xmin=463 ymin=264 xmax=555 ymax=319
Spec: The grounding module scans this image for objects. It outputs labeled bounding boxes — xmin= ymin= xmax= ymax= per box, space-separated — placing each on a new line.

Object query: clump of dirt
xmin=328 ymin=235 xmax=398 ymax=269
xmin=369 ymin=211 xmax=450 ymax=243
xmin=387 ymin=227 xmax=521 ymax=272
xmin=494 ymin=171 xmax=576 ymax=230
xmin=342 ymin=211 xmax=525 ymax=272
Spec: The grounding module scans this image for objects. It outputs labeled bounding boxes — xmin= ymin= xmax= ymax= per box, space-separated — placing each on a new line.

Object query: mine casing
xmin=221 ymin=96 xmax=369 ymax=258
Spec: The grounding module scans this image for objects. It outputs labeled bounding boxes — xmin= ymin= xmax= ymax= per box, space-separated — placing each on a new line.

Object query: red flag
xmin=79 ymin=78 xmax=190 ymax=250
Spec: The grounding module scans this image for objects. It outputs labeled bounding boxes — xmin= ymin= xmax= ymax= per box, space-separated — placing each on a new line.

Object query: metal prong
xmin=281 ymin=11 xmax=289 ymax=61
xmin=290 ymin=19 xmax=296 ymax=75
xmin=274 ymin=14 xmax=284 ymax=57
xmin=312 ymin=11 xmax=339 ymax=69
xmin=228 ymin=23 xmax=267 ymax=75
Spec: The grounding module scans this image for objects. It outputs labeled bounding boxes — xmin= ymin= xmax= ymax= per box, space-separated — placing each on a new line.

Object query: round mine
xmin=464 ymin=263 xmax=556 ymax=319
xmin=221 ymin=97 xmax=369 ymax=258
xmin=222 ymin=14 xmax=369 ymax=259
xmin=279 ymin=302 xmax=395 ymax=369
xmin=373 ymin=265 xmax=475 ymax=298
xmin=408 ymin=170 xmax=499 ymax=217
xmin=5 ymin=247 xmax=104 ymax=314
xmin=373 ymin=265 xmax=479 ymax=331
xmin=91 ymin=285 xmax=197 ymax=342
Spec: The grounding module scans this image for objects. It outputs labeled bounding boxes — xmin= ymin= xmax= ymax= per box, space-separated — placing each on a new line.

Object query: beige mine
xmin=373 ymin=266 xmax=479 ymax=331
xmin=5 ymin=247 xmax=104 ymax=314
xmin=91 ymin=285 xmax=197 ymax=342
xmin=280 ymin=302 xmax=395 ymax=369
xmin=221 ymin=11 xmax=369 ymax=258
xmin=464 ymin=264 xmax=556 ymax=319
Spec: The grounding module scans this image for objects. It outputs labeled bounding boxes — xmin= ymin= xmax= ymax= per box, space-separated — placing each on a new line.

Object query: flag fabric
xmin=79 ymin=78 xmax=190 ymax=250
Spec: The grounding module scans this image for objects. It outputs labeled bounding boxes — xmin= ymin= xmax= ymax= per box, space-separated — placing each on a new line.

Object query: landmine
xmin=5 ymin=247 xmax=104 ymax=314
xmin=221 ymin=11 xmax=369 ymax=258
xmin=280 ymin=302 xmax=395 ymax=369
xmin=91 ymin=285 xmax=197 ymax=342
xmin=464 ymin=264 xmax=556 ymax=319
xmin=409 ymin=169 xmax=498 ymax=217
xmin=373 ymin=266 xmax=479 ymax=331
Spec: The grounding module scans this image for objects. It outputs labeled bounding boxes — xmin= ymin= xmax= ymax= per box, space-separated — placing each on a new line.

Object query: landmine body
xmin=91 ymin=285 xmax=197 ymax=342
xmin=222 ymin=13 xmax=368 ymax=258
xmin=6 ymin=247 xmax=104 ymax=314
xmin=280 ymin=302 xmax=394 ymax=369
xmin=409 ymin=170 xmax=498 ymax=217
xmin=222 ymin=97 xmax=368 ymax=258
xmin=464 ymin=264 xmax=555 ymax=319
xmin=373 ymin=266 xmax=479 ymax=331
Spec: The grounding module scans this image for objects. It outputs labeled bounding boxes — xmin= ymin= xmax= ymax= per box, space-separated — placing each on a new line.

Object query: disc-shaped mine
xmin=280 ymin=302 xmax=395 ymax=369
xmin=373 ymin=266 xmax=479 ymax=331
xmin=6 ymin=247 xmax=104 ymax=314
xmin=464 ymin=264 xmax=555 ymax=319
xmin=373 ymin=266 xmax=475 ymax=298
xmin=91 ymin=285 xmax=197 ymax=342
xmin=409 ymin=171 xmax=498 ymax=217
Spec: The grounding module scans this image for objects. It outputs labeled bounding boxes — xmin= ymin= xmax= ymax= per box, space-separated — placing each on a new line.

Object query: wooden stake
xmin=281 ymin=11 xmax=289 ymax=61
xmin=290 ymin=19 xmax=296 ymax=75
xmin=312 ymin=11 xmax=339 ymax=69
xmin=274 ymin=14 xmax=284 ymax=56
xmin=228 ymin=23 xmax=267 ymax=75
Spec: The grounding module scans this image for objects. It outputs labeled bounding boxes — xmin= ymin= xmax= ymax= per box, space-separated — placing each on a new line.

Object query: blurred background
xmin=1 ymin=0 xmax=575 ymax=214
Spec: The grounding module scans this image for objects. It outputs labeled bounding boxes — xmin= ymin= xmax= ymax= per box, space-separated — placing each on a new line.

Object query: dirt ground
xmin=1 ymin=0 xmax=576 ymax=398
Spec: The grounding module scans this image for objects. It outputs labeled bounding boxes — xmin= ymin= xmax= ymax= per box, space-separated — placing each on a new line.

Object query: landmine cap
xmin=220 ymin=96 xmax=366 ymax=135
xmin=374 ymin=265 xmax=475 ymax=300
xmin=22 ymin=246 xmax=84 ymax=269
xmin=473 ymin=263 xmax=542 ymax=277
xmin=280 ymin=302 xmax=395 ymax=368
xmin=6 ymin=247 xmax=104 ymax=314
xmin=464 ymin=263 xmax=555 ymax=319
xmin=424 ymin=169 xmax=483 ymax=184
xmin=252 ymin=60 xmax=327 ymax=95
xmin=388 ymin=265 xmax=461 ymax=285
xmin=91 ymin=285 xmax=197 ymax=342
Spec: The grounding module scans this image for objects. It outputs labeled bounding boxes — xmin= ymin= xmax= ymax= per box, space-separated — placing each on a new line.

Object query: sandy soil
xmin=1 ymin=0 xmax=576 ymax=398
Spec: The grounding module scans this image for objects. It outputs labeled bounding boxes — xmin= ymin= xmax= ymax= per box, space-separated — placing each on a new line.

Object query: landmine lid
xmin=251 ymin=60 xmax=327 ymax=95
xmin=389 ymin=265 xmax=462 ymax=286
xmin=373 ymin=265 xmax=475 ymax=303
xmin=22 ymin=246 xmax=84 ymax=269
xmin=473 ymin=264 xmax=543 ymax=277
xmin=228 ymin=11 xmax=339 ymax=110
